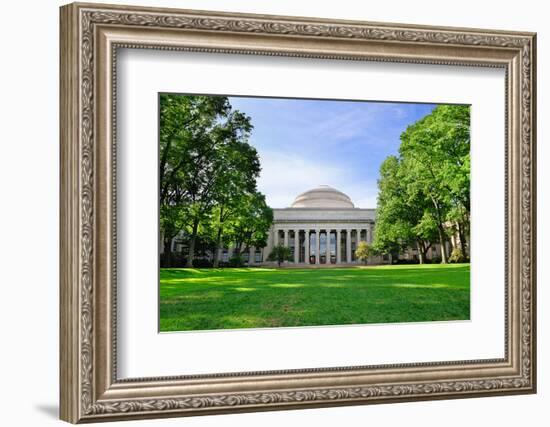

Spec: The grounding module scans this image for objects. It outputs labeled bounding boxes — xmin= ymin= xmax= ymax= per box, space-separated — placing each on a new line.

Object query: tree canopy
xmin=159 ymin=94 xmax=273 ymax=267
xmin=267 ymin=245 xmax=293 ymax=267
xmin=355 ymin=241 xmax=373 ymax=265
xmin=373 ymin=105 xmax=470 ymax=263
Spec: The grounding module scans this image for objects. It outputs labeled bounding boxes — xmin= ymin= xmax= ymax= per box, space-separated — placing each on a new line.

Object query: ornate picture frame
xmin=60 ymin=2 xmax=536 ymax=423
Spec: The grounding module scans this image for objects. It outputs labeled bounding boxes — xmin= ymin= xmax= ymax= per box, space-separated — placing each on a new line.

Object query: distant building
xmin=234 ymin=185 xmax=450 ymax=265
xmin=258 ymin=185 xmax=375 ymax=265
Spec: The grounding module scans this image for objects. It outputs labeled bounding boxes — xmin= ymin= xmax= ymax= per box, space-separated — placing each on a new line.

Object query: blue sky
xmin=228 ymin=96 xmax=436 ymax=209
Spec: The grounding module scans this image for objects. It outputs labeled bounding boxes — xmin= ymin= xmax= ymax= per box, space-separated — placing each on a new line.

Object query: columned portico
xmin=268 ymin=226 xmax=375 ymax=265
xmin=165 ymin=185 xmax=383 ymax=266
xmin=262 ymin=185 xmax=377 ymax=266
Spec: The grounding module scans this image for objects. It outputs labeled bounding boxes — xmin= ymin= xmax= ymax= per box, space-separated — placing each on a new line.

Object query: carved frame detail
xmin=60 ymin=2 xmax=536 ymax=423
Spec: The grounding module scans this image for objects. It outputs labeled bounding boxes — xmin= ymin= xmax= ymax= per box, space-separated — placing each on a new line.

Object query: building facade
xmin=225 ymin=185 xmax=379 ymax=266
xmin=171 ymin=184 xmax=450 ymax=266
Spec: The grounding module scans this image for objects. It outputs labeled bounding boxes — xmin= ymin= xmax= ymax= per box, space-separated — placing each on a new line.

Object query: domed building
xmin=290 ymin=185 xmax=356 ymax=209
xmin=246 ymin=185 xmax=377 ymax=265
xmin=172 ymin=184 xmax=447 ymax=265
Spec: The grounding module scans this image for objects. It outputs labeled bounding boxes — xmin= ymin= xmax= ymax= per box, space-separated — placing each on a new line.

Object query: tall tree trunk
xmin=212 ymin=207 xmax=225 ymax=268
xmin=419 ymin=241 xmax=432 ymax=264
xmin=163 ymin=238 xmax=173 ymax=268
xmin=429 ymin=194 xmax=448 ymax=264
xmin=417 ymin=241 xmax=424 ymax=264
xmin=186 ymin=218 xmax=200 ymax=268
xmin=438 ymin=227 xmax=448 ymax=264
xmin=212 ymin=225 xmax=223 ymax=268
xmin=457 ymin=221 xmax=467 ymax=257
xmin=418 ymin=245 xmax=425 ymax=264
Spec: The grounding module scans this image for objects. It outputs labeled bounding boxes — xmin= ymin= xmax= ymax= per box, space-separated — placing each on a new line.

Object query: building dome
xmin=290 ymin=185 xmax=355 ymax=208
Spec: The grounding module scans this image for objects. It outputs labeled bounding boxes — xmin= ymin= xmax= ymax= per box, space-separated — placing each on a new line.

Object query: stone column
xmin=356 ymin=229 xmax=362 ymax=263
xmin=325 ymin=230 xmax=331 ymax=264
xmin=294 ymin=229 xmax=300 ymax=263
xmin=263 ymin=230 xmax=271 ymax=262
xmin=304 ymin=230 xmax=310 ymax=264
xmin=368 ymin=223 xmax=374 ymax=243
xmin=315 ymin=229 xmax=320 ymax=265
xmin=170 ymin=236 xmax=176 ymax=252
xmin=283 ymin=229 xmax=289 ymax=247
xmin=346 ymin=229 xmax=352 ymax=263
xmin=249 ymin=246 xmax=255 ymax=265
xmin=336 ymin=229 xmax=342 ymax=264
xmin=273 ymin=229 xmax=279 ymax=246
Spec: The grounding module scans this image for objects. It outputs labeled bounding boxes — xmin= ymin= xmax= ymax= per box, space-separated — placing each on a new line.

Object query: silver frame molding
xmin=60 ymin=2 xmax=537 ymax=423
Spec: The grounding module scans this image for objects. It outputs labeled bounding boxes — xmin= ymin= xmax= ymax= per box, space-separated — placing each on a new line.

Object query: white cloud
xmin=336 ymin=181 xmax=379 ymax=210
xmin=313 ymin=107 xmax=374 ymax=142
xmin=257 ymin=150 xmax=379 ymax=209
xmin=257 ymin=151 xmax=343 ymax=207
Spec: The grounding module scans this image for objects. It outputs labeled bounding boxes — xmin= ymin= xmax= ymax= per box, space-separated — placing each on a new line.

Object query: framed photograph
xmin=60 ymin=2 xmax=537 ymax=423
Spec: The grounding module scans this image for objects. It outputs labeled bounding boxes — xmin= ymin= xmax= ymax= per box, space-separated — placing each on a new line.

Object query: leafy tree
xmin=209 ymin=205 xmax=232 ymax=268
xmin=225 ymin=192 xmax=273 ymax=259
xmin=267 ymin=245 xmax=292 ymax=267
xmin=374 ymin=105 xmax=470 ymax=264
xmin=158 ymin=94 xmax=263 ymax=267
xmin=399 ymin=105 xmax=470 ymax=262
xmin=373 ymin=156 xmax=437 ymax=263
xmin=373 ymin=156 xmax=414 ymax=257
xmin=159 ymin=94 xmax=228 ymax=264
xmin=355 ymin=241 xmax=372 ymax=265
xmin=208 ymin=144 xmax=265 ymax=267
xmin=412 ymin=211 xmax=439 ymax=264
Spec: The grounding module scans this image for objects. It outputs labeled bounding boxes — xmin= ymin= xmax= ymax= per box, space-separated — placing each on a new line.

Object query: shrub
xmin=429 ymin=255 xmax=442 ymax=264
xmin=394 ymin=259 xmax=419 ymax=265
xmin=355 ymin=241 xmax=372 ymax=265
xmin=228 ymin=254 xmax=245 ymax=267
xmin=192 ymin=258 xmax=213 ymax=268
xmin=172 ymin=252 xmax=188 ymax=267
xmin=160 ymin=252 xmax=187 ymax=268
xmin=449 ymin=248 xmax=466 ymax=263
xmin=267 ymin=245 xmax=292 ymax=267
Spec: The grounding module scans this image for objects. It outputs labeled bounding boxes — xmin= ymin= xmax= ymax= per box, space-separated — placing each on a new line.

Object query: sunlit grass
xmin=159 ymin=264 xmax=470 ymax=332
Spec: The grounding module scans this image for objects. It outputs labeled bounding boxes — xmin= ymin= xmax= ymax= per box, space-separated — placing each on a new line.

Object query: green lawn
xmin=159 ymin=264 xmax=470 ymax=332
